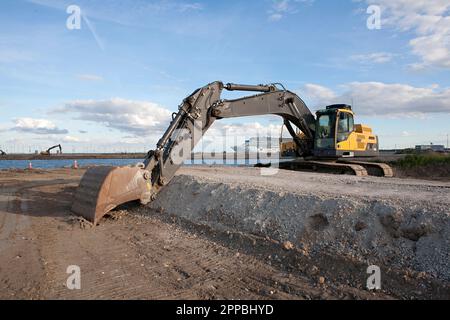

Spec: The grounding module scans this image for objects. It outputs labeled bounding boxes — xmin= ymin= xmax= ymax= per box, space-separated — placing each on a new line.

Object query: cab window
xmin=315 ymin=113 xmax=336 ymax=149
xmin=348 ymin=115 xmax=354 ymax=132
xmin=337 ymin=112 xmax=354 ymax=142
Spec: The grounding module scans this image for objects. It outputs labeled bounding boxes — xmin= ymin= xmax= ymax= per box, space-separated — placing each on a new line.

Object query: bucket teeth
xmin=71 ymin=166 xmax=151 ymax=224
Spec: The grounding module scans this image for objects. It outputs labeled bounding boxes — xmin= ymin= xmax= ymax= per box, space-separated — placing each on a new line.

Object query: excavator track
xmin=279 ymin=159 xmax=368 ymax=176
xmin=337 ymin=160 xmax=394 ymax=177
xmin=279 ymin=159 xmax=393 ymax=177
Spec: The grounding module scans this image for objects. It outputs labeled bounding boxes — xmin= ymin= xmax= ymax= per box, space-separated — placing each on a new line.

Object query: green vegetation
xmin=396 ymin=153 xmax=450 ymax=168
xmin=395 ymin=148 xmax=416 ymax=154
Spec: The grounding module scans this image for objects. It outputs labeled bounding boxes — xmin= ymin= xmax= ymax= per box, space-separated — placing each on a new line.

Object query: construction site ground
xmin=0 ymin=167 xmax=448 ymax=300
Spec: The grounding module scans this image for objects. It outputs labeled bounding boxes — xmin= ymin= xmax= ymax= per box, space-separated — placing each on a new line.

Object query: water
xmin=0 ymin=157 xmax=279 ymax=170
xmin=0 ymin=159 xmax=142 ymax=170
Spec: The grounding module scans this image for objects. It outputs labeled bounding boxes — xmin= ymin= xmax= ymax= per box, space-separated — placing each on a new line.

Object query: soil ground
xmin=392 ymin=163 xmax=450 ymax=181
xmin=0 ymin=168 xmax=448 ymax=300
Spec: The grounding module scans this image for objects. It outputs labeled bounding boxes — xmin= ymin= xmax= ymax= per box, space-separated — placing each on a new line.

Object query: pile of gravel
xmin=146 ymin=168 xmax=450 ymax=282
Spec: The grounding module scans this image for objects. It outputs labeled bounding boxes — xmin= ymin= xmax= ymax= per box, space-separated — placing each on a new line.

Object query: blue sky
xmin=1 ymin=0 xmax=449 ymax=153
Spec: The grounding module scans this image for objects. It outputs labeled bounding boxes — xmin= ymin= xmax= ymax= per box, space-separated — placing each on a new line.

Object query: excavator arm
xmin=41 ymin=144 xmax=62 ymax=155
xmin=145 ymin=82 xmax=316 ymax=190
xmin=72 ymin=81 xmax=317 ymax=224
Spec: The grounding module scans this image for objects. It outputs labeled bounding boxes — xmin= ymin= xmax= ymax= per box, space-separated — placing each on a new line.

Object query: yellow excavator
xmin=71 ymin=81 xmax=392 ymax=224
xmin=281 ymin=105 xmax=378 ymax=157
xmin=276 ymin=104 xmax=393 ymax=176
xmin=40 ymin=144 xmax=62 ymax=156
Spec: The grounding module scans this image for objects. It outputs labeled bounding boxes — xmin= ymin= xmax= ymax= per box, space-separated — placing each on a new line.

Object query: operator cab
xmin=314 ymin=104 xmax=355 ymax=158
xmin=313 ymin=104 xmax=379 ymax=158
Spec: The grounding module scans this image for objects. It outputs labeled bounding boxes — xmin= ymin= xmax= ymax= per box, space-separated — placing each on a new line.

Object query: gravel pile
xmin=146 ymin=166 xmax=450 ymax=282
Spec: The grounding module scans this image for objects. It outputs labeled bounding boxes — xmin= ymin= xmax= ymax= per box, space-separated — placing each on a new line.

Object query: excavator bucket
xmin=71 ymin=165 xmax=151 ymax=225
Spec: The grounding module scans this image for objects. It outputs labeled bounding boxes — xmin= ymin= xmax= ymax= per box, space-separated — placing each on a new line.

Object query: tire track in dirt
xmin=0 ymin=169 xmax=402 ymax=299
xmin=37 ymin=208 xmax=339 ymax=300
xmin=0 ymin=180 xmax=65 ymax=299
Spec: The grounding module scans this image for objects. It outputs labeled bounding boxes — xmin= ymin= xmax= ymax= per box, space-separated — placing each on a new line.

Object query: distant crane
xmin=40 ymin=144 xmax=62 ymax=156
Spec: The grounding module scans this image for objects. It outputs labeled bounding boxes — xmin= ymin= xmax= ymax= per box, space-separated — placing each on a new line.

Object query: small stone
xmin=355 ymin=221 xmax=367 ymax=231
xmin=282 ymin=241 xmax=294 ymax=250
xmin=319 ymin=276 xmax=325 ymax=285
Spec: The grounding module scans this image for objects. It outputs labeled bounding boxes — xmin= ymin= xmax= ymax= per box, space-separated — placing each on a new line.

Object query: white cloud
xmin=53 ymin=98 xmax=286 ymax=152
xmin=401 ymin=131 xmax=414 ymax=137
xmin=56 ymin=98 xmax=172 ymax=136
xmin=177 ymin=3 xmax=203 ymax=12
xmin=63 ymin=135 xmax=82 ymax=143
xmin=350 ymin=52 xmax=395 ymax=64
xmin=299 ymin=82 xmax=450 ymax=116
xmin=201 ymin=120 xmax=283 ymax=152
xmin=28 ymin=0 xmax=203 ymax=20
xmin=76 ymin=74 xmax=103 ymax=81
xmin=269 ymin=13 xmax=283 ymax=21
xmin=0 ymin=48 xmax=34 ymax=63
xmin=212 ymin=121 xmax=282 ymax=137
xmin=268 ymin=0 xmax=314 ymax=21
xmin=301 ymin=83 xmax=337 ymax=105
xmin=0 ymin=123 xmax=9 ymax=132
xmin=365 ymin=0 xmax=450 ymax=69
xmin=12 ymin=118 xmax=68 ymax=134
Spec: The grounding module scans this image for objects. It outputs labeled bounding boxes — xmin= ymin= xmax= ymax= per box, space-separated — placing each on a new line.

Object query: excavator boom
xmin=72 ymin=81 xmax=317 ymax=224
xmin=41 ymin=144 xmax=62 ymax=155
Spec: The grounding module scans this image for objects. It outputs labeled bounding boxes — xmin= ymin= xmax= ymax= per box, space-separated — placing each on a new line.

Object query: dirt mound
xmin=146 ymin=167 xmax=450 ymax=284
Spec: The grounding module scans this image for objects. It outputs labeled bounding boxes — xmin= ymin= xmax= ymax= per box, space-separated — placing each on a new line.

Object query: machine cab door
xmin=336 ymin=111 xmax=355 ymax=149
xmin=315 ymin=112 xmax=336 ymax=150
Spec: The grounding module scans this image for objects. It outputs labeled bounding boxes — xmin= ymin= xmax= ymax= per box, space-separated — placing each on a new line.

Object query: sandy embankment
xmin=146 ymin=166 xmax=450 ymax=283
